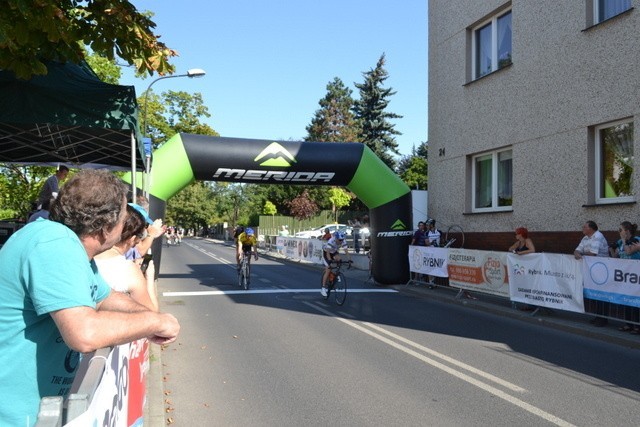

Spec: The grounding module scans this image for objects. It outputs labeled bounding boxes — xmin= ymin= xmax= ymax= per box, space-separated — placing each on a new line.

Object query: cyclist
xmin=321 ymin=231 xmax=351 ymax=297
xmin=236 ymin=227 xmax=258 ymax=271
xmin=425 ymin=218 xmax=441 ymax=247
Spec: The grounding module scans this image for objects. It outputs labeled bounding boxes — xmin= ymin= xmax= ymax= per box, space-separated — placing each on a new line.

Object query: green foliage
xmin=352 ymin=53 xmax=402 ymax=170
xmin=165 ymin=181 xmax=216 ymax=231
xmin=305 ymin=77 xmax=360 ymax=143
xmin=397 ymin=141 xmax=429 ymax=190
xmin=0 ymin=1 xmax=177 ymax=79
xmin=0 ymin=164 xmax=62 ymax=219
xmin=85 ymin=51 xmax=121 ymax=84
xmin=328 ymin=187 xmax=352 ymax=221
xmin=263 ymin=200 xmax=277 ymax=216
xmin=140 ymin=90 xmax=218 ymax=146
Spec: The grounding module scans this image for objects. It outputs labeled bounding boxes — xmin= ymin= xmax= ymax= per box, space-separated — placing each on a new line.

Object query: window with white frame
xmin=472 ymin=149 xmax=513 ymax=212
xmin=472 ymin=9 xmax=512 ymax=80
xmin=595 ymin=120 xmax=634 ymax=203
xmin=594 ymin=0 xmax=632 ymax=24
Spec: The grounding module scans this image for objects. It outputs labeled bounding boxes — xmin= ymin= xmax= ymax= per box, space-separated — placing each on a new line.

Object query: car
xmin=294 ymin=224 xmax=351 ymax=239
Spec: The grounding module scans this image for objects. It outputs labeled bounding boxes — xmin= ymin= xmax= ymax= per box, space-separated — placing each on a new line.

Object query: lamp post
xmin=140 ymin=68 xmax=206 ymax=198
xmin=141 ymin=68 xmax=206 ymax=138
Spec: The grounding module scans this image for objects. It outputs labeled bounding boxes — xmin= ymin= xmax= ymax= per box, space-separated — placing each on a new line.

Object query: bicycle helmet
xmin=245 ymin=227 xmax=254 ymax=236
xmin=426 ymin=218 xmax=435 ymax=226
xmin=333 ymin=231 xmax=345 ymax=240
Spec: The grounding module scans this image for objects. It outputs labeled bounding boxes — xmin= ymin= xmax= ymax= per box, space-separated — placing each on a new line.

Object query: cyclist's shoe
xmin=320 ymin=287 xmax=328 ymax=297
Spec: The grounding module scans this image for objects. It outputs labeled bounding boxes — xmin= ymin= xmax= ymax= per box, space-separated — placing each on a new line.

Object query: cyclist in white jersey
xmin=321 ymin=231 xmax=351 ymax=297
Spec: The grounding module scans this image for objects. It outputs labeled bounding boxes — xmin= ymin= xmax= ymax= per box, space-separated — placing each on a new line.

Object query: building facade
xmin=428 ymin=0 xmax=639 ymax=252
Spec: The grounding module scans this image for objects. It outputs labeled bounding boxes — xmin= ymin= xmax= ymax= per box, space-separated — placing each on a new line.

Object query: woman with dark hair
xmin=509 ymin=227 xmax=536 ymax=255
xmin=95 ymin=203 xmax=158 ymax=311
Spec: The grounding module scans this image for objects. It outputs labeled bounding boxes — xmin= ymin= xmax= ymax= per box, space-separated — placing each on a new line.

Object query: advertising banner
xmin=408 ymin=245 xmax=448 ymax=278
xmin=447 ymin=249 xmax=510 ymax=297
xmin=279 ymin=237 xmax=324 ymax=265
xmin=508 ymin=253 xmax=584 ymax=313
xmin=582 ymin=256 xmax=640 ymax=307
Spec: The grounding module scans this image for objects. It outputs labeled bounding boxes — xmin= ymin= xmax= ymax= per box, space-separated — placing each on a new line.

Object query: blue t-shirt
xmin=0 ymin=219 xmax=111 ymax=426
xmin=616 ymin=236 xmax=640 ymax=260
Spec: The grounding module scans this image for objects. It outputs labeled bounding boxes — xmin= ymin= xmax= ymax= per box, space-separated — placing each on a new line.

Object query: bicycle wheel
xmin=334 ymin=273 xmax=347 ymax=305
xmin=445 ymin=224 xmax=464 ymax=248
xmin=238 ymin=260 xmax=249 ymax=290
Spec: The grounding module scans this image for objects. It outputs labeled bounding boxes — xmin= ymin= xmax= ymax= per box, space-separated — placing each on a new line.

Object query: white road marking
xmin=302 ymin=301 xmax=576 ymax=427
xmin=163 ymin=289 xmax=397 ymax=297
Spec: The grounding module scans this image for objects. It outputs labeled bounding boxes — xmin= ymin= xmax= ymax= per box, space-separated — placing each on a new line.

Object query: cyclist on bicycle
xmin=236 ymin=227 xmax=258 ymax=270
xmin=321 ymin=231 xmax=351 ymax=297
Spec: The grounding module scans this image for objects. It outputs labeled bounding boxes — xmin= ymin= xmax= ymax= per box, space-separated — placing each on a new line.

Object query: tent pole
xmin=130 ymin=132 xmax=136 ymax=202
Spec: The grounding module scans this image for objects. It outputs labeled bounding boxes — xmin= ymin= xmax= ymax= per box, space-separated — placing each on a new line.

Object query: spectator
xmin=610 ymin=221 xmax=640 ymax=334
xmin=574 ymin=220 xmax=610 ymax=326
xmin=361 ymin=214 xmax=370 ymax=250
xmin=349 ymin=216 xmax=362 ymax=253
xmin=509 ymin=227 xmax=536 ymax=255
xmin=27 ymin=197 xmax=53 ymax=223
xmin=95 ymin=204 xmax=159 ymax=311
xmin=411 ymin=221 xmax=427 ymax=246
xmin=321 ymin=228 xmax=332 ymax=241
xmin=425 ymin=218 xmax=442 ymax=247
xmin=125 ymin=195 xmax=166 ymax=262
xmin=0 ymin=169 xmax=180 ymax=425
xmin=279 ymin=225 xmax=289 ymax=237
xmin=37 ymin=165 xmax=68 ymax=208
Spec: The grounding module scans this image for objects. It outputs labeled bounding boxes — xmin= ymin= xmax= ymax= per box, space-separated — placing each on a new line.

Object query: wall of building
xmin=428 ymin=1 xmax=640 ymax=238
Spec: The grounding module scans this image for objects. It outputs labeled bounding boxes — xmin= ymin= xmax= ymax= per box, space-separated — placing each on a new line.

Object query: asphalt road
xmin=151 ymin=238 xmax=640 ymax=426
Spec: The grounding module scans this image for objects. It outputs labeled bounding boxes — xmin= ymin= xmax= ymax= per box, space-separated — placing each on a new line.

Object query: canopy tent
xmin=0 ymin=61 xmax=145 ymax=171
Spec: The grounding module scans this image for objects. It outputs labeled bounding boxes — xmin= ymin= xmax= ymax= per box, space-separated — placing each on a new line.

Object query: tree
xmin=352 ymin=53 xmax=402 ymax=170
xmin=165 ymin=181 xmax=217 ymax=232
xmin=305 ymin=77 xmax=360 ymax=143
xmin=397 ymin=141 xmax=429 ymax=190
xmin=85 ymin=52 xmax=122 ymax=84
xmin=263 ymin=200 xmax=277 ymax=216
xmin=328 ymin=187 xmax=352 ymax=222
xmin=288 ymin=190 xmax=319 ymax=221
xmin=0 ymin=165 xmax=63 ymax=220
xmin=139 ymin=90 xmax=218 ymax=147
xmin=0 ymin=1 xmax=177 ymax=79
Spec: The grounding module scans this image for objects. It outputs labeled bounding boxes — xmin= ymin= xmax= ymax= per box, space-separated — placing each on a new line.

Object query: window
xmin=595 ymin=120 xmax=634 ymax=204
xmin=472 ymin=149 xmax=513 ymax=212
xmin=595 ymin=0 xmax=632 ymax=24
xmin=472 ymin=9 xmax=512 ymax=80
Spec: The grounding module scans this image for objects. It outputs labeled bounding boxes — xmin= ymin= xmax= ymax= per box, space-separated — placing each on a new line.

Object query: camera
xmin=140 ymin=253 xmax=153 ymax=274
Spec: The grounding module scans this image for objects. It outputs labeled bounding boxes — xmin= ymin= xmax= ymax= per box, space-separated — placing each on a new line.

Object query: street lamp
xmin=141 ymin=68 xmax=206 ymax=138
xmin=139 ymin=68 xmax=205 ymax=197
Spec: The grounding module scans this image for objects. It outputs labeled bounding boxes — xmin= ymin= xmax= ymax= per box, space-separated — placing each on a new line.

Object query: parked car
xmin=294 ymin=224 xmax=351 ymax=239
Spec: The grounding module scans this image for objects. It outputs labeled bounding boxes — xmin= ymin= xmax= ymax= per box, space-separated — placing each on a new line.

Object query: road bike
xmin=322 ymin=259 xmax=352 ymax=305
xmin=442 ymin=224 xmax=464 ymax=248
xmin=238 ymin=250 xmax=253 ymax=290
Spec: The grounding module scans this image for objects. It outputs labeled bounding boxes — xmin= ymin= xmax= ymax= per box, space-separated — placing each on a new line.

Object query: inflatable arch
xmin=129 ymin=133 xmax=412 ymax=284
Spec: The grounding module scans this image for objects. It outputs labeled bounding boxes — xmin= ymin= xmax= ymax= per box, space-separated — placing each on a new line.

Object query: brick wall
xmin=464 ymin=230 xmax=618 ymax=254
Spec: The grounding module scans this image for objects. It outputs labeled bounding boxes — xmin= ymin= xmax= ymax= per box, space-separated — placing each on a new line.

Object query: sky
xmin=119 ymin=1 xmax=428 ymax=158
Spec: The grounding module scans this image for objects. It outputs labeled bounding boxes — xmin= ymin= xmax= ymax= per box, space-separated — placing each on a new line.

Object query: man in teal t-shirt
xmin=0 ymin=170 xmax=181 ymax=426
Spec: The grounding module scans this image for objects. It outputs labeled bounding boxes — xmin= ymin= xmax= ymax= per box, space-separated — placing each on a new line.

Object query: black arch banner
xmin=128 ymin=133 xmax=412 ymax=284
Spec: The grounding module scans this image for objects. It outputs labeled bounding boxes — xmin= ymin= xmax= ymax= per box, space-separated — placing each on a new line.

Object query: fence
xmin=408 ymin=246 xmax=640 ymax=325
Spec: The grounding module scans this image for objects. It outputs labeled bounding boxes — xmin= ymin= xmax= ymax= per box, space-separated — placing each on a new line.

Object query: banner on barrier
xmin=508 ymin=253 xmax=584 ymax=313
xmin=447 ymin=249 xmax=510 ymax=297
xmin=582 ymin=256 xmax=640 ymax=307
xmin=408 ymin=245 xmax=448 ymax=277
xmin=278 ymin=237 xmax=324 ymax=265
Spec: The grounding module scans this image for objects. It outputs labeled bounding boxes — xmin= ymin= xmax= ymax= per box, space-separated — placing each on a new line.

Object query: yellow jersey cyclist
xmin=236 ymin=227 xmax=258 ymax=271
xmin=321 ymin=231 xmax=351 ymax=297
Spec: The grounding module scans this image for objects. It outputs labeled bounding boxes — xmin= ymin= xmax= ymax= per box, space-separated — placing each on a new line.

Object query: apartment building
xmin=428 ymin=0 xmax=639 ymax=252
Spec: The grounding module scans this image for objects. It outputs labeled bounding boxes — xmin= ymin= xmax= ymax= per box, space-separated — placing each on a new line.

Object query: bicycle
xmin=321 ymin=259 xmax=352 ymax=305
xmin=238 ymin=250 xmax=253 ymax=290
xmin=442 ymin=224 xmax=464 ymax=248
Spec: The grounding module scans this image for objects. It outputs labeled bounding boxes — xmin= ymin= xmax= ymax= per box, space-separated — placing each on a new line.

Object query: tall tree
xmin=305 ymin=77 xmax=359 ymax=143
xmin=352 ymin=53 xmax=402 ymax=170
xmin=0 ymin=1 xmax=177 ymax=79
xmin=397 ymin=142 xmax=429 ymax=190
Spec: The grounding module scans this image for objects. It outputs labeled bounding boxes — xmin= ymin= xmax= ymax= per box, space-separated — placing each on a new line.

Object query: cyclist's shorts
xmin=322 ymin=250 xmax=336 ymax=267
xmin=242 ymin=244 xmax=253 ymax=253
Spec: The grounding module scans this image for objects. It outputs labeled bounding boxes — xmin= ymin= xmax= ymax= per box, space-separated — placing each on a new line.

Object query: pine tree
xmin=352 ymin=53 xmax=402 ymax=169
xmin=305 ymin=77 xmax=359 ymax=143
